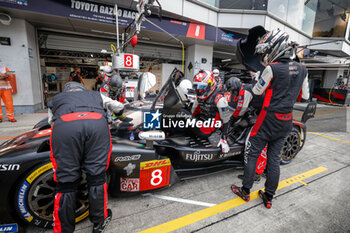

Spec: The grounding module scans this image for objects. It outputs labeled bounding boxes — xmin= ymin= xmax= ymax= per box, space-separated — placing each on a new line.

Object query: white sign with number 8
xmin=150 ymin=169 xmax=163 ymax=186
xmin=125 ymin=55 xmax=133 ymax=67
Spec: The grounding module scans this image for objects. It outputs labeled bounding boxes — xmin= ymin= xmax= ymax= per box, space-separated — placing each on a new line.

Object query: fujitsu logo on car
xmin=0 ymin=164 xmax=20 ymax=171
xmin=186 ymin=150 xmax=213 ymax=162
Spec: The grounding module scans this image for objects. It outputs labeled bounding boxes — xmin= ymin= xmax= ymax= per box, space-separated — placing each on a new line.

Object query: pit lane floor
xmin=1 ymin=104 xmax=349 ymax=233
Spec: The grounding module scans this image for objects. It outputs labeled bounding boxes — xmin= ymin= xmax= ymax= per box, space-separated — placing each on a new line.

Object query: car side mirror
xmin=139 ymin=130 xmax=165 ymax=148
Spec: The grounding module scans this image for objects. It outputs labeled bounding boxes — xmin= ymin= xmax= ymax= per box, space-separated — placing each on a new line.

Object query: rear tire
xmin=14 ymin=162 xmax=89 ymax=229
xmin=281 ymin=127 xmax=301 ymax=165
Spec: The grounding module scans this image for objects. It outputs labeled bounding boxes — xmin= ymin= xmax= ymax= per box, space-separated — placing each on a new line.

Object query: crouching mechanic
xmin=192 ymin=70 xmax=231 ymax=153
xmin=231 ymin=29 xmax=309 ymax=208
xmin=47 ymin=82 xmax=124 ymax=233
xmin=226 ymin=77 xmax=253 ymax=121
xmin=100 ymin=74 xmax=127 ymax=103
xmin=226 ymin=77 xmax=266 ymax=180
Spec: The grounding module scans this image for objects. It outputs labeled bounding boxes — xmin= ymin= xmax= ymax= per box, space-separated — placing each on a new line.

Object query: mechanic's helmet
xmin=255 ymin=28 xmax=290 ymax=64
xmin=63 ymin=81 xmax=86 ymax=92
xmin=103 ymin=65 xmax=113 ymax=76
xmin=193 ymin=70 xmax=217 ymax=100
xmin=109 ymin=74 xmax=124 ymax=94
xmin=213 ymin=69 xmax=220 ymax=77
xmin=226 ymin=77 xmax=242 ymax=97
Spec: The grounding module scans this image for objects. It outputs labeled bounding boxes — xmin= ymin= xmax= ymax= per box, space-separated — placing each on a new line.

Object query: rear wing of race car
xmin=293 ymin=101 xmax=317 ymax=123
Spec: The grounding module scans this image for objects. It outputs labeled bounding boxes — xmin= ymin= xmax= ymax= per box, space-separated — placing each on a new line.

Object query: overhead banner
xmin=0 ymin=0 xmax=246 ymax=46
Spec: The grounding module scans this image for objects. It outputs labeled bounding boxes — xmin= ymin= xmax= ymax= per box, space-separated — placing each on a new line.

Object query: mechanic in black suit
xmin=231 ymin=29 xmax=309 ymax=208
xmin=47 ymin=82 xmax=123 ymax=233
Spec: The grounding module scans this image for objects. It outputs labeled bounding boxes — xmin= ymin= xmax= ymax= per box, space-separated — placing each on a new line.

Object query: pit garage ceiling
xmin=0 ymin=6 xmax=237 ymax=62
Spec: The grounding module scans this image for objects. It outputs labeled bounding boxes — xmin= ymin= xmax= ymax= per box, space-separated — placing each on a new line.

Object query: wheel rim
xmin=27 ymin=170 xmax=89 ymax=221
xmin=281 ymin=131 xmax=300 ymax=161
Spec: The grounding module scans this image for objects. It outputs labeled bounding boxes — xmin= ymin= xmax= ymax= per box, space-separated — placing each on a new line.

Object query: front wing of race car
xmin=0 ymin=129 xmax=180 ymax=227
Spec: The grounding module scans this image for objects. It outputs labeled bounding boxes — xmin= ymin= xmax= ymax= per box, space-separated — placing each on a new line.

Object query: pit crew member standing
xmin=100 ymin=74 xmax=127 ymax=103
xmin=0 ymin=65 xmax=16 ymax=122
xmin=232 ymin=29 xmax=309 ymax=208
xmin=69 ymin=67 xmax=85 ymax=85
xmin=47 ymin=82 xmax=124 ymax=233
xmin=192 ymin=70 xmax=231 ymax=153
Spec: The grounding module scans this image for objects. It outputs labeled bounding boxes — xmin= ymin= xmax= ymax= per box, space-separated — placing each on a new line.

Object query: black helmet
xmin=226 ymin=77 xmax=241 ymax=92
xmin=63 ymin=81 xmax=86 ymax=92
xmin=109 ymin=74 xmax=123 ymax=92
xmin=226 ymin=77 xmax=241 ymax=97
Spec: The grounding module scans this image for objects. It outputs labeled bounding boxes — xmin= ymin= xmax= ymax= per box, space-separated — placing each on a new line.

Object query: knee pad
xmin=56 ymin=181 xmax=79 ymax=193
xmin=87 ymin=172 xmax=106 ymax=186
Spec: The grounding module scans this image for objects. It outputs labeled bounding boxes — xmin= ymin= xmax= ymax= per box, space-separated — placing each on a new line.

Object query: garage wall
xmin=0 ymin=18 xmax=42 ymax=113
xmin=25 ymin=21 xmax=42 ymax=108
xmin=43 ymin=34 xmax=184 ymax=61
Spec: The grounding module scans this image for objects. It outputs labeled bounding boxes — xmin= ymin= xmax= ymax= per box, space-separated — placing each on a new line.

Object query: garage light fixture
xmin=0 ymin=13 xmax=11 ymax=25
xmin=221 ymin=58 xmax=232 ymax=62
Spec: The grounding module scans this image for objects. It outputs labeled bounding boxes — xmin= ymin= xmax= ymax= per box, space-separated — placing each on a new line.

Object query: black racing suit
xmin=70 ymin=71 xmax=81 ymax=83
xmin=191 ymin=88 xmax=231 ymax=139
xmin=242 ymin=58 xmax=309 ymax=197
xmin=228 ymin=84 xmax=259 ymax=119
xmin=47 ymin=90 xmax=111 ymax=233
xmin=100 ymin=82 xmax=127 ymax=103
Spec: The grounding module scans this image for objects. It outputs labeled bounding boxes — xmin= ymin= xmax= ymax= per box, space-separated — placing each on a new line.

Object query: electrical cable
xmin=144 ymin=18 xmax=185 ymax=73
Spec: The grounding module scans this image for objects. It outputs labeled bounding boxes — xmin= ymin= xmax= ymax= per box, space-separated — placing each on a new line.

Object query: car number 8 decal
xmin=124 ymin=55 xmax=133 ymax=67
xmin=139 ymin=159 xmax=171 ymax=191
xmin=150 ymin=169 xmax=162 ymax=186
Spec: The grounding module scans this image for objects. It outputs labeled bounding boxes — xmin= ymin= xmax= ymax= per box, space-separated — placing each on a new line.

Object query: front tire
xmin=281 ymin=127 xmax=302 ymax=165
xmin=14 ymin=162 xmax=89 ymax=228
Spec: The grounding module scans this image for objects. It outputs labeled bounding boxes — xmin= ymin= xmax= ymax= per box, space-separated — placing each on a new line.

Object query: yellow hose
xmin=180 ymin=41 xmax=184 ymax=73
xmin=111 ymin=44 xmax=117 ymax=53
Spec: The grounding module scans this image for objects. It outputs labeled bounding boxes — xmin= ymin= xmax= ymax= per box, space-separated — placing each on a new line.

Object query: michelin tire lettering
xmin=17 ymin=181 xmax=32 ymax=221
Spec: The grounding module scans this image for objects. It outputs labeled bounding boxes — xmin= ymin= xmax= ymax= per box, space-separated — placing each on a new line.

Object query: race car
xmin=0 ymin=68 xmax=316 ymax=229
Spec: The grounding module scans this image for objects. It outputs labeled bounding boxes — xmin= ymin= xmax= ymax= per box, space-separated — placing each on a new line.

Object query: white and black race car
xmin=0 ymin=68 xmax=316 ymax=229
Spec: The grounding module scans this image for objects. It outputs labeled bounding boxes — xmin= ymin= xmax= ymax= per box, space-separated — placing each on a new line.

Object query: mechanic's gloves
xmin=218 ymin=138 xmax=230 ymax=153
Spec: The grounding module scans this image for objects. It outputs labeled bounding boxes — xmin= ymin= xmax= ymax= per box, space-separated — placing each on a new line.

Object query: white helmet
xmin=103 ymin=66 xmax=113 ymax=76
xmin=178 ymin=79 xmax=192 ymax=95
xmin=177 ymin=79 xmax=195 ymax=102
xmin=213 ymin=69 xmax=220 ymax=77
xmin=255 ymin=28 xmax=290 ymax=64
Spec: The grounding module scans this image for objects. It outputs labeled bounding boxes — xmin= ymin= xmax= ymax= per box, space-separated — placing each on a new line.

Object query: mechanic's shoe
xmin=9 ymin=119 xmax=17 ymax=122
xmin=238 ymin=174 xmax=261 ymax=182
xmin=258 ymin=190 xmax=272 ymax=209
xmin=231 ymin=185 xmax=250 ymax=201
xmin=93 ymin=209 xmax=112 ymax=233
